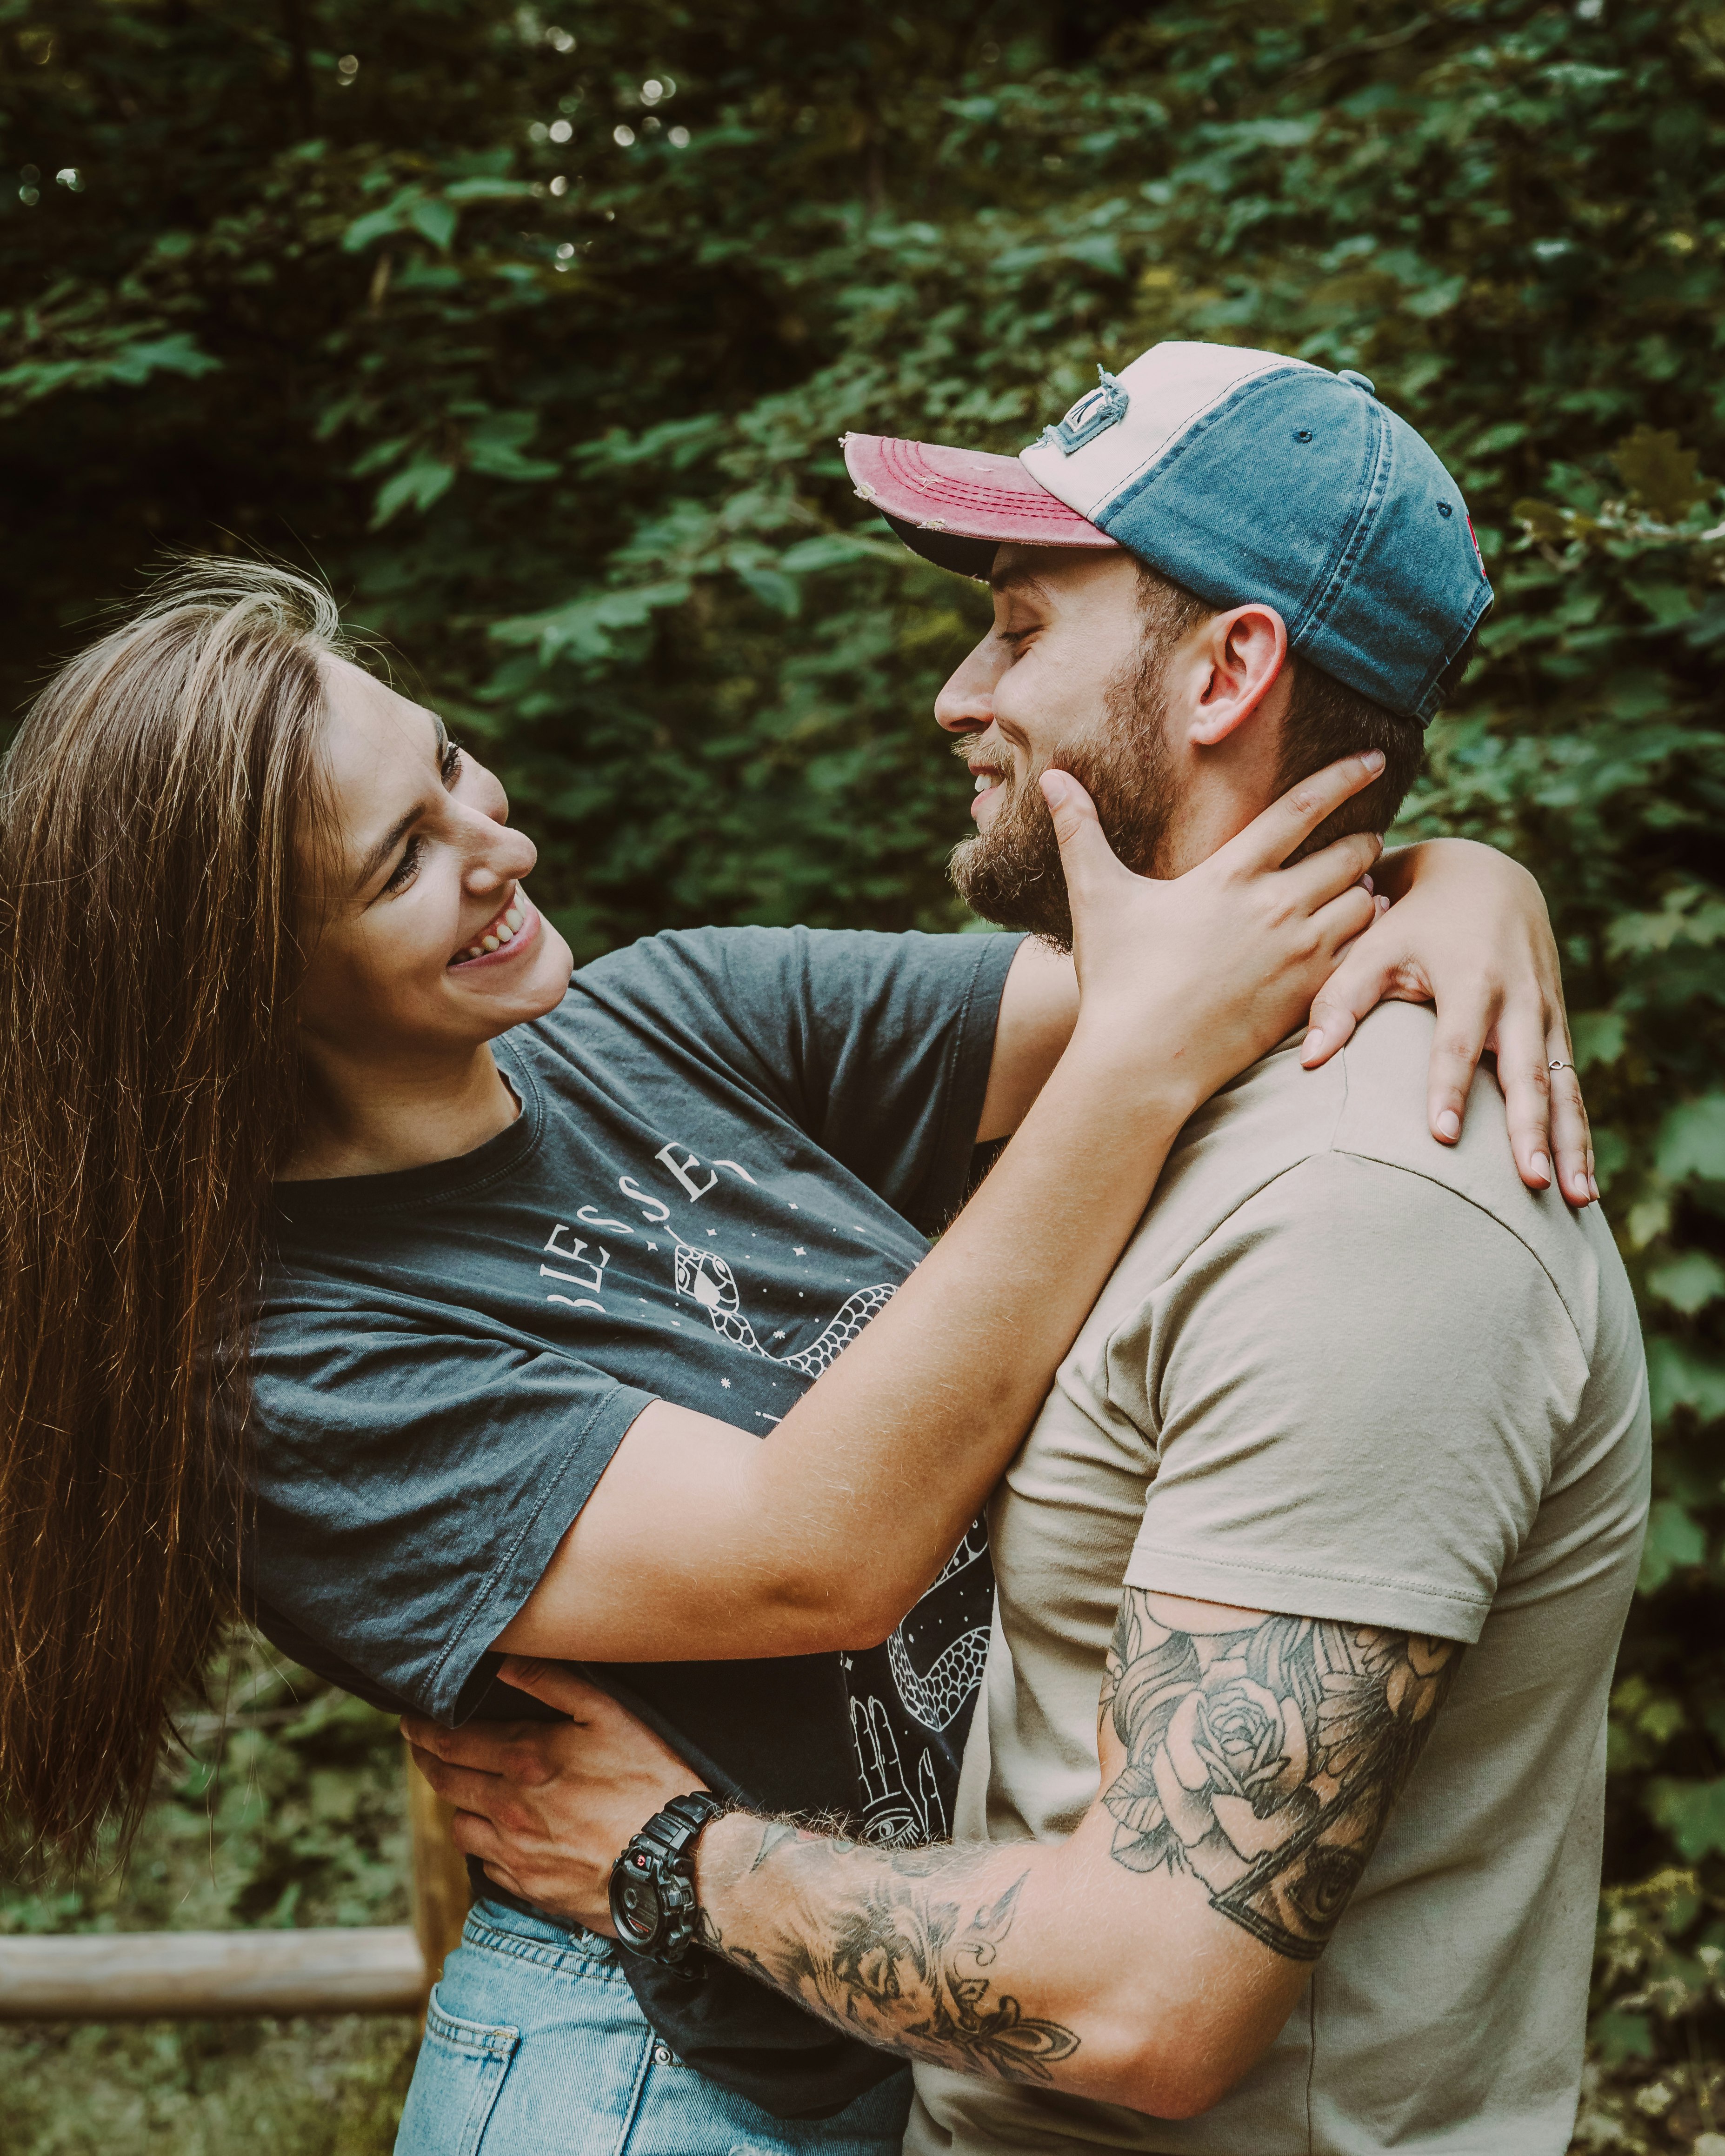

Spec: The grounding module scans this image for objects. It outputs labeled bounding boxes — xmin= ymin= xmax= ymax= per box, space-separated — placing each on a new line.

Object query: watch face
xmin=613 ymin=1857 xmax=664 ymax=1946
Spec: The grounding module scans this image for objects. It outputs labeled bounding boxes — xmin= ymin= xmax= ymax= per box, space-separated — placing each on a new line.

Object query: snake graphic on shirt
xmin=672 ymin=1239 xmax=896 ymax=1377
xmin=673 ymin=1237 xmax=993 ymax=1840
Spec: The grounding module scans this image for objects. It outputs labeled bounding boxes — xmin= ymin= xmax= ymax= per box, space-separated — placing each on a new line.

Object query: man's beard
xmin=948 ymin=645 xmax=1179 ymax=951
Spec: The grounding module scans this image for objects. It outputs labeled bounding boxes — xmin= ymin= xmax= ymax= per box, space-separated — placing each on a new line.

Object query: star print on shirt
xmin=793 ymin=1247 xmax=806 ymax=1257
xmin=720 ymin=1378 xmax=732 ymax=1389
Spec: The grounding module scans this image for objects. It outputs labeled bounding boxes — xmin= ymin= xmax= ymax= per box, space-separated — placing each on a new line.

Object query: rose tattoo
xmin=1100 ymin=1596 xmax=1462 ymax=1961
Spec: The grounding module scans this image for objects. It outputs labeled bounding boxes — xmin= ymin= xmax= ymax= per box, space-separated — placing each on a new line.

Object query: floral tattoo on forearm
xmin=1099 ymin=1590 xmax=1462 ymax=1961
xmin=698 ymin=1829 xmax=1081 ymax=2084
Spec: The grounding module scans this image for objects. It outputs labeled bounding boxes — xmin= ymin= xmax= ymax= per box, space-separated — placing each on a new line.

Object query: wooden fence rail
xmin=0 ymin=1738 xmax=473 ymax=2023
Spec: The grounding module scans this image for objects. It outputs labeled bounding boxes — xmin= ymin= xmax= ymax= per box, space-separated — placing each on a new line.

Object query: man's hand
xmin=402 ymin=1660 xmax=699 ymax=1929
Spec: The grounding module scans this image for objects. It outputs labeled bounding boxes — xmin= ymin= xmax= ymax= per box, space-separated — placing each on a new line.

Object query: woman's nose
xmin=465 ymin=826 xmax=537 ymax=894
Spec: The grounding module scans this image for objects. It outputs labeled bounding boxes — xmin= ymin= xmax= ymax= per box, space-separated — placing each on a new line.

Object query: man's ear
xmin=1180 ymin=604 xmax=1290 ymax=748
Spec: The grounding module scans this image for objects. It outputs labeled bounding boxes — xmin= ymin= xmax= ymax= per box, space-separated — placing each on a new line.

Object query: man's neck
xmin=281 ymin=1040 xmax=520 ymax=1181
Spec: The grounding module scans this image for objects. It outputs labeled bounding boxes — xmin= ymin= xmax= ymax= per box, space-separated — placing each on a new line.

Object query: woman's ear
xmin=1185 ymin=604 xmax=1290 ymax=747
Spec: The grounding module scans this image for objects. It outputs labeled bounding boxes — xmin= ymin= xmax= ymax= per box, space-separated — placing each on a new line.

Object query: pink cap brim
xmin=842 ymin=433 xmax=1117 ymax=550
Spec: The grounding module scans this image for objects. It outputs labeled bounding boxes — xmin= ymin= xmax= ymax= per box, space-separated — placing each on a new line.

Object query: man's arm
xmin=689 ymin=1591 xmax=1461 ymax=2115
xmin=414 ymin=1592 xmax=1462 ymax=2118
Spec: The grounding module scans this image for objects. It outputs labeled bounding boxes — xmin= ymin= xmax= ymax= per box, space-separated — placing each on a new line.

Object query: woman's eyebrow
xmin=351 ymin=711 xmax=445 ymax=893
xmin=352 ymin=804 xmax=422 ymax=895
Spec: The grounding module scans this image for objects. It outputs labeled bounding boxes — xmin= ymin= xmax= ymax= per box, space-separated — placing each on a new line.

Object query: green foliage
xmin=5 ymin=0 xmax=1725 ymax=2143
xmin=0 ymin=1637 xmax=414 ymax=2154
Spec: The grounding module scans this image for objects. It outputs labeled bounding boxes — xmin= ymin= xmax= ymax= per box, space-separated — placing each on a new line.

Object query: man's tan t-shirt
xmin=908 ymin=1003 xmax=1649 ymax=2156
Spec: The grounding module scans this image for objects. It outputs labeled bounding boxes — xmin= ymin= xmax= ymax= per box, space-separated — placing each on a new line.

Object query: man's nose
xmin=935 ymin=639 xmax=1006 ymax=735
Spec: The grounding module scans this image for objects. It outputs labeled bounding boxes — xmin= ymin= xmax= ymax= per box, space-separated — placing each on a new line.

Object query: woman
xmin=0 ymin=563 xmax=1588 ymax=2155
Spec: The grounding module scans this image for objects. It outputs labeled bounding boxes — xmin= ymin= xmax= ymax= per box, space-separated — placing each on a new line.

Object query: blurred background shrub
xmin=2 ymin=0 xmax=1723 ymax=2147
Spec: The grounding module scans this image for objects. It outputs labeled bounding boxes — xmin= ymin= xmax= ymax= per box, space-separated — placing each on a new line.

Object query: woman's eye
xmin=440 ymin=740 xmax=463 ymax=785
xmin=382 ymin=834 xmax=424 ymax=895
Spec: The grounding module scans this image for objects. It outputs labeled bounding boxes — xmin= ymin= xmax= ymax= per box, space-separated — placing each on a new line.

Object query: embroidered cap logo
xmin=1036 ymin=366 xmax=1130 ymax=457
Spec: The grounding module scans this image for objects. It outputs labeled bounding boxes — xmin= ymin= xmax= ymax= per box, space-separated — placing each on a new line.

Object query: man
xmin=407 ymin=341 xmax=1649 ymax=2152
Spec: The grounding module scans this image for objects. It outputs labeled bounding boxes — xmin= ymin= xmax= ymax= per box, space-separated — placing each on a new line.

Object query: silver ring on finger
xmin=1548 ymin=1058 xmax=1574 ymax=1073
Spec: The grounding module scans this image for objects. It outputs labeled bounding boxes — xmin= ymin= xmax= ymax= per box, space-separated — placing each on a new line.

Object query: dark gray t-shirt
xmin=249 ymin=924 xmax=1019 ymax=2114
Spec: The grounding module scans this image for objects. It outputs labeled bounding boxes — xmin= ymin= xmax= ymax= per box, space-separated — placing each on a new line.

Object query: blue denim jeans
xmin=394 ymin=1900 xmax=912 ymax=2156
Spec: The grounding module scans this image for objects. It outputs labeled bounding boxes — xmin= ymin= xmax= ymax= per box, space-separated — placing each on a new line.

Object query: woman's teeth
xmin=461 ymin=902 xmax=526 ymax=962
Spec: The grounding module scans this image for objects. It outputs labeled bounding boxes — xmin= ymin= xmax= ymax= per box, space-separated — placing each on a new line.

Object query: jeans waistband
xmin=464 ymin=1896 xmax=623 ymax=1979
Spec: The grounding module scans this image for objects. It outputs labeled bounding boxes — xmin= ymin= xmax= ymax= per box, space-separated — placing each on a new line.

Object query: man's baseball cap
xmin=842 ymin=341 xmax=1491 ymax=725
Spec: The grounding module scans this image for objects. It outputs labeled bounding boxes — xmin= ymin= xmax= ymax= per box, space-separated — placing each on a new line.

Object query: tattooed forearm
xmin=697 ymin=1823 xmax=1080 ymax=2084
xmin=1100 ymin=1590 xmax=1462 ymax=1961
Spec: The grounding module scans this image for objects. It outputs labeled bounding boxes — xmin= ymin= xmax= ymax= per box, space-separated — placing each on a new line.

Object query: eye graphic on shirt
xmin=671 ymin=1238 xmax=895 ymax=1382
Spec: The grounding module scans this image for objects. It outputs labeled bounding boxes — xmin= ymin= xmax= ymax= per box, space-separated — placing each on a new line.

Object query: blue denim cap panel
xmin=1092 ymin=368 xmax=1492 ymax=724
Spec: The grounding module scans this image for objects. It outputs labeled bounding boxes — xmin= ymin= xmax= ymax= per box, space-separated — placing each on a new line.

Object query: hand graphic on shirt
xmin=850 ymin=1694 xmax=946 ymax=1845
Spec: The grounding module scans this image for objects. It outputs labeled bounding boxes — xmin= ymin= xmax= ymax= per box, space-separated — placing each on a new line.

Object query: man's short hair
xmin=1136 ymin=565 xmax=1479 ymax=856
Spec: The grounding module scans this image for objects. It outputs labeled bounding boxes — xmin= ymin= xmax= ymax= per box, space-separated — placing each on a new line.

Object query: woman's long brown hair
xmin=0 ymin=560 xmax=341 ymax=1857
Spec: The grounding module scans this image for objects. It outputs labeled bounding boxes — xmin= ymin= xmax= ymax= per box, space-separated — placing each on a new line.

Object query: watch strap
xmin=611 ymin=1790 xmax=726 ymax=1970
xmin=635 ymin=1789 xmax=726 ymax=1863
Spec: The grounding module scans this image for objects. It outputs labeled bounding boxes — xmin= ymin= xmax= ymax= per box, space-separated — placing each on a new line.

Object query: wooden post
xmin=405 ymin=1734 xmax=473 ymax=1994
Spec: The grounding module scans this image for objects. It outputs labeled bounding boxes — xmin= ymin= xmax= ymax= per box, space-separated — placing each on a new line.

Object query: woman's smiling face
xmin=296 ymin=657 xmax=573 ymax=1062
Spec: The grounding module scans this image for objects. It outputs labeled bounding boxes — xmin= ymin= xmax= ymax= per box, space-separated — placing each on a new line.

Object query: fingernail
xmin=1362 ymin=749 xmax=1385 ymax=773
xmin=1301 ymin=1028 xmax=1324 ymax=1064
xmin=1039 ymin=770 xmax=1072 ymax=808
xmin=1361 ymin=873 xmax=1374 ymax=894
xmin=1532 ymin=1151 xmax=1551 ymax=1184
xmin=1376 ymin=893 xmax=1390 ymax=914
xmin=1589 ymin=1175 xmax=1600 ymax=1203
xmin=1436 ymin=1109 xmax=1460 ymax=1141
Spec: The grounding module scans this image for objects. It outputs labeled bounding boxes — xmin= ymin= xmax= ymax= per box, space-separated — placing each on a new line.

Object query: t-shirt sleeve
xmin=581 ymin=925 xmax=1024 ymax=1233
xmin=1116 ymin=1153 xmax=1592 ymax=1643
xmin=247 ymin=1290 xmax=654 ymax=1723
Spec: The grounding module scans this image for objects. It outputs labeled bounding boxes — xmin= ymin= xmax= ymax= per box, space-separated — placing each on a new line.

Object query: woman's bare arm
xmin=498 ymin=760 xmax=1381 ymax=1665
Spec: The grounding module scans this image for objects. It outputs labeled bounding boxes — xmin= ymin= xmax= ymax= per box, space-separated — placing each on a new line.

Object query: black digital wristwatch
xmin=607 ymin=1790 xmax=727 ymax=1971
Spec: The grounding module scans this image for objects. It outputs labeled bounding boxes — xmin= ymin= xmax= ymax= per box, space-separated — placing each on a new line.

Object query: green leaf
xmin=1064 ymin=233 xmax=1126 ymax=278
xmin=1638 ymin=1498 xmax=1708 ymax=1593
xmin=1656 ymin=1095 xmax=1725 ymax=1183
xmin=102 ymin=334 xmax=221 ymax=386
xmin=1571 ymin=1010 xmax=1627 ymax=1071
xmin=342 ymin=191 xmax=423 ymax=252
xmin=409 ymin=199 xmax=459 ymax=252
xmin=466 ymin=410 xmax=559 ymax=481
xmin=488 ymin=581 xmax=690 ymax=664
xmin=1592 ymin=2009 xmax=1656 ymax=2066
xmin=734 ymin=564 xmax=801 ymax=616
xmin=1647 ymin=1777 xmax=1725 ymax=1861
xmin=1623 ymin=578 xmax=1698 ymax=627
xmin=370 ymin=459 xmax=457 ymax=528
xmin=1646 ymin=1252 xmax=1725 ymax=1315
xmin=442 ymin=178 xmax=533 ymax=202
xmin=1645 ymin=1339 xmax=1725 ymax=1430
xmin=1612 ymin=426 xmax=1710 ymax=521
